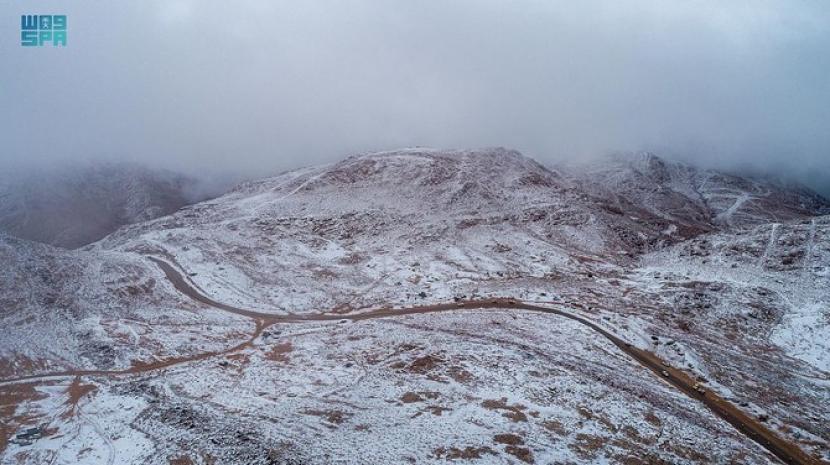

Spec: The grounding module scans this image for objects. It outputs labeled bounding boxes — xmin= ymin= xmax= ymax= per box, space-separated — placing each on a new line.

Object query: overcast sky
xmin=2 ymin=1 xmax=829 ymax=193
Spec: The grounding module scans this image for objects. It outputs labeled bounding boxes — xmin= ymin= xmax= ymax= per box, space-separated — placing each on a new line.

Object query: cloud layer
xmin=2 ymin=1 xmax=829 ymax=193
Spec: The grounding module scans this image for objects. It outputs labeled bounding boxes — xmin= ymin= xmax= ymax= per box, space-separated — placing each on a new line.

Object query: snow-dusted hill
xmin=0 ymin=162 xmax=213 ymax=248
xmin=2 ymin=148 xmax=828 ymax=464
xmin=641 ymin=214 xmax=830 ymax=367
xmin=565 ymin=152 xmax=829 ymax=230
xmin=631 ymin=215 xmax=830 ymax=457
xmin=94 ymin=148 xmax=722 ymax=314
xmin=0 ymin=232 xmax=251 ymax=378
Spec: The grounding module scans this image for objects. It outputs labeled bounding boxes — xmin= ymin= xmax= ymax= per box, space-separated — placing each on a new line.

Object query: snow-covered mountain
xmin=94 ymin=148 xmax=688 ymax=313
xmin=0 ymin=162 xmax=215 ymax=248
xmin=1 ymin=149 xmax=828 ymax=465
xmin=565 ymin=152 xmax=829 ymax=230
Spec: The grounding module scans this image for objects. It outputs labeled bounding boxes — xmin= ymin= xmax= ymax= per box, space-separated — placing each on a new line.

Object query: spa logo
xmin=21 ymin=15 xmax=67 ymax=46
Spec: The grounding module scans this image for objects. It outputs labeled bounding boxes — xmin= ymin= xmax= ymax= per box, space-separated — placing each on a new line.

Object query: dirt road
xmin=0 ymin=257 xmax=821 ymax=465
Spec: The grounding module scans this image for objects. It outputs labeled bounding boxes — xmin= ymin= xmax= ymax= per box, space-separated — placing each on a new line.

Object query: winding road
xmin=0 ymin=257 xmax=822 ymax=465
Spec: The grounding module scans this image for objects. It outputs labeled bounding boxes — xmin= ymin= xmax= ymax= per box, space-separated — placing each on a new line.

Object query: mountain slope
xmin=96 ymin=148 xmax=714 ymax=314
xmin=630 ymin=215 xmax=830 ymax=460
xmin=564 ymin=152 xmax=829 ymax=230
xmin=0 ymin=232 xmax=251 ymax=378
xmin=0 ymin=162 xmax=214 ymax=248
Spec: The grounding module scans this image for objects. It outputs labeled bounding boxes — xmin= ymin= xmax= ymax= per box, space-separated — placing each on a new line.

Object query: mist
xmin=2 ymin=1 xmax=829 ymax=195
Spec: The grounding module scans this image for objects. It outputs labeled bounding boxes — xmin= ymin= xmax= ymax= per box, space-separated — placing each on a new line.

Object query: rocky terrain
xmin=1 ymin=148 xmax=827 ymax=465
xmin=565 ymin=152 xmax=829 ymax=231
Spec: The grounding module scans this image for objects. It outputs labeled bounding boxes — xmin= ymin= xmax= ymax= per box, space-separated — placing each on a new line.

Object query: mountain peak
xmin=275 ymin=147 xmax=564 ymax=199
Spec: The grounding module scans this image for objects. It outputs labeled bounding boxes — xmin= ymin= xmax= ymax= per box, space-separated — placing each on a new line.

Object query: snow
xmin=771 ymin=302 xmax=830 ymax=372
xmin=3 ymin=149 xmax=828 ymax=464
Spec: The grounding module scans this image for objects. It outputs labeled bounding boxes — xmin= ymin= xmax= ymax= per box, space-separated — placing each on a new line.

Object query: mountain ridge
xmin=0 ymin=161 xmax=222 ymax=248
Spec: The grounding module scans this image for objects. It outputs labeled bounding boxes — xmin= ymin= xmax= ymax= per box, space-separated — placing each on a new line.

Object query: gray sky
xmin=2 ymin=1 xmax=829 ymax=193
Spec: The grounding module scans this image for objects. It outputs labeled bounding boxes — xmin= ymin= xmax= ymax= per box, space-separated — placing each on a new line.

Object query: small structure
xmin=18 ymin=426 xmax=43 ymax=440
xmin=11 ymin=424 xmax=45 ymax=446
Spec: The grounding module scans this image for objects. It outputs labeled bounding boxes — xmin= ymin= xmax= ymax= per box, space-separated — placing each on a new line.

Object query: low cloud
xmin=2 ymin=1 xmax=829 ymax=194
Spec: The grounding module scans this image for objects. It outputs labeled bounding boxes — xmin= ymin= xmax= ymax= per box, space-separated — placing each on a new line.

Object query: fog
xmin=2 ymin=1 xmax=829 ymax=194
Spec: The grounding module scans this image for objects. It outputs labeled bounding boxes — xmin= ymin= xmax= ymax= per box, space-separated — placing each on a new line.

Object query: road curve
xmin=1 ymin=257 xmax=822 ymax=465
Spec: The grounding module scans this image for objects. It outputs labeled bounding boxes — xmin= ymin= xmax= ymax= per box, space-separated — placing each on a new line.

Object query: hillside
xmin=0 ymin=163 xmax=213 ymax=248
xmin=0 ymin=233 xmax=251 ymax=378
xmin=95 ymin=148 xmax=725 ymax=314
xmin=1 ymin=149 xmax=828 ymax=465
xmin=565 ymin=152 xmax=829 ymax=230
